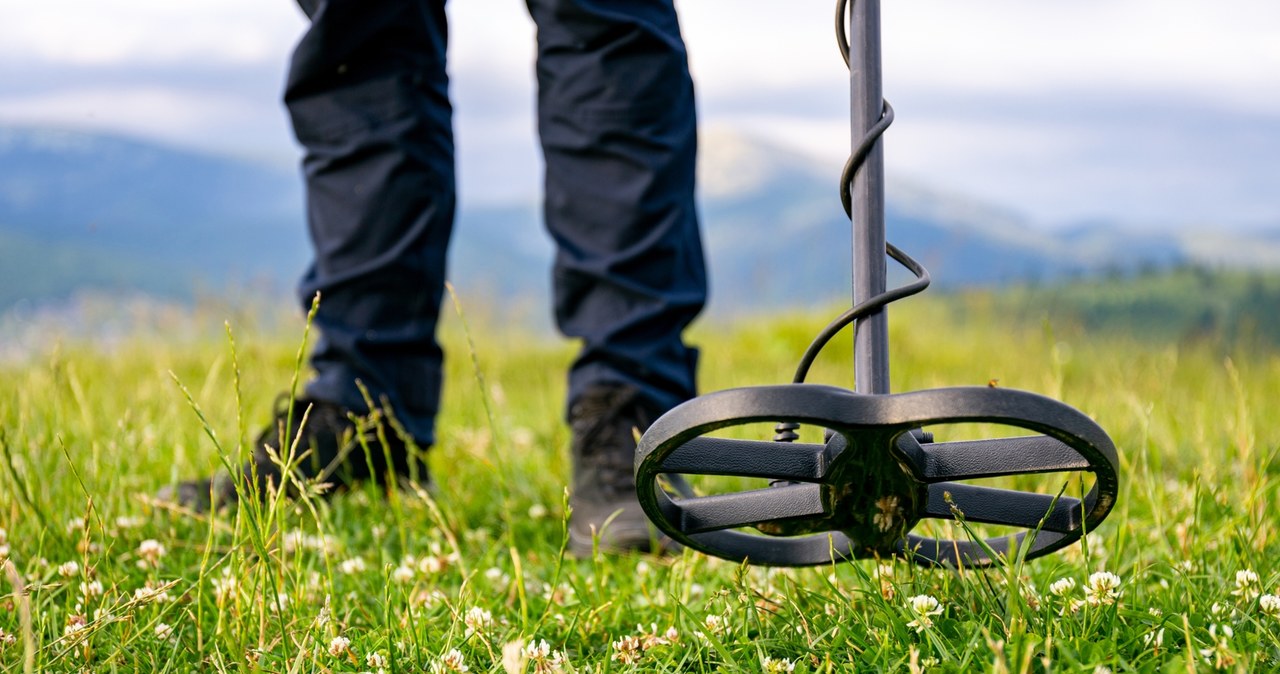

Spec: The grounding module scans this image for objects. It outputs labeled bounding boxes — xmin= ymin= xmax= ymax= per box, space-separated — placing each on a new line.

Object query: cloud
xmin=1 ymin=0 xmax=1276 ymax=227
xmin=0 ymin=86 xmax=291 ymax=158
xmin=0 ymin=0 xmax=304 ymax=66
xmin=885 ymin=1 xmax=1280 ymax=114
xmin=708 ymin=81 xmax=1280 ymax=229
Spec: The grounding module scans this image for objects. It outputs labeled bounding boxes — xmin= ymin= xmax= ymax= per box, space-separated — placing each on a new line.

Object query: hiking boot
xmin=567 ymin=384 xmax=672 ymax=556
xmin=156 ymin=397 xmax=429 ymax=513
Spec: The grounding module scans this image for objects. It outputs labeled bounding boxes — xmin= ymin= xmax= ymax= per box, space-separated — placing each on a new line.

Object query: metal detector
xmin=634 ymin=0 xmax=1120 ymax=567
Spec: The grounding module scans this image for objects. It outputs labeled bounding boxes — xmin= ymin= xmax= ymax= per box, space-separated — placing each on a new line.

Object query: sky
xmin=1 ymin=0 xmax=1278 ymax=229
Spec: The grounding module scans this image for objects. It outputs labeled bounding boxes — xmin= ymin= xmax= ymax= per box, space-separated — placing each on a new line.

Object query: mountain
xmin=0 ymin=127 xmax=308 ymax=307
xmin=689 ymin=129 xmax=1186 ymax=312
xmin=0 ymin=125 xmax=1271 ymax=317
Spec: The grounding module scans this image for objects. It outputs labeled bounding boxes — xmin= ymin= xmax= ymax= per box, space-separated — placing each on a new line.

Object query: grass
xmin=999 ymin=265 xmax=1280 ymax=348
xmin=2 ymin=286 xmax=1280 ymax=673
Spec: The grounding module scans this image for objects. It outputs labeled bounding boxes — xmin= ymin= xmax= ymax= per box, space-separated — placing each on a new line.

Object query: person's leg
xmin=526 ymin=0 xmax=706 ymax=417
xmin=158 ymin=0 xmax=451 ymax=511
xmin=286 ymin=0 xmax=454 ymax=451
xmin=525 ymin=0 xmax=707 ymax=553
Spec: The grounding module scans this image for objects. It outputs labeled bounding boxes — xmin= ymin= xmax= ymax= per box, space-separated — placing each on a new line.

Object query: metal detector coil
xmin=634 ymin=0 xmax=1120 ymax=567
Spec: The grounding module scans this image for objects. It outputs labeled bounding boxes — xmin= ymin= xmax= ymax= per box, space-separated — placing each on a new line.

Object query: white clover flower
xmin=419 ymin=555 xmax=446 ymax=575
xmin=511 ymin=427 xmax=535 ymax=448
xmin=318 ymin=534 xmax=342 ymax=553
xmin=1093 ymin=667 xmax=1112 ymax=674
xmin=283 ymin=530 xmax=338 ymax=555
xmin=327 ymin=635 xmax=351 ymax=657
xmin=268 ymin=593 xmax=289 ymax=613
xmin=211 ymin=569 xmax=238 ymax=604
xmin=872 ymin=562 xmax=897 ymax=598
xmin=1049 ymin=577 xmax=1077 ymax=597
xmin=0 ymin=543 xmax=9 ymax=563
xmin=1143 ymin=627 xmax=1165 ymax=649
xmin=873 ymin=495 xmax=900 ymax=532
xmin=315 ymin=600 xmax=332 ymax=629
xmin=366 ymin=651 xmax=389 ymax=668
xmin=463 ymin=606 xmax=493 ymax=637
xmin=281 ymin=531 xmax=305 ymax=554
xmin=155 ymin=622 xmax=174 ymax=640
xmin=138 ymin=538 xmax=166 ymax=556
xmin=1260 ymin=594 xmax=1280 ymax=618
xmin=905 ymin=594 xmax=943 ymax=632
xmin=115 ymin=516 xmax=146 ymax=529
xmin=392 ymin=565 xmax=416 ymax=584
xmin=705 ymin=614 xmax=726 ymax=634
xmin=1021 ymin=582 xmax=1042 ymax=611
xmin=544 ymin=649 xmax=569 ymax=673
xmin=66 ymin=517 xmax=86 ymax=533
xmin=58 ymin=561 xmax=81 ymax=578
xmin=1200 ymin=623 xmax=1237 ymax=669
xmin=339 ymin=557 xmax=367 ymax=575
xmin=520 ymin=639 xmax=570 ymax=673
xmin=485 ymin=567 xmax=505 ymax=584
xmin=1084 ymin=571 xmax=1121 ymax=607
xmin=762 ymin=656 xmax=796 ymax=673
xmin=412 ymin=589 xmax=447 ymax=611
xmin=1174 ymin=560 xmax=1195 ymax=574
xmin=699 ymin=613 xmax=728 ymax=640
xmin=433 ymin=648 xmax=470 ymax=672
xmin=1210 ymin=601 xmax=1235 ymax=620
xmin=542 ymin=582 xmax=574 ymax=605
xmin=137 ymin=539 xmax=167 ymax=567
xmin=524 ymin=638 xmax=551 ymax=661
xmin=636 ymin=622 xmax=675 ymax=649
xmin=80 ymin=580 xmax=104 ymax=598
xmin=528 ymin=503 xmax=548 ymax=519
xmin=0 ymin=627 xmax=16 ymax=645
xmin=612 ymin=635 xmax=643 ymax=664
xmin=1232 ymin=569 xmax=1261 ymax=600
xmin=64 ymin=615 xmax=88 ymax=636
xmin=308 ymin=537 xmax=343 ymax=555
xmin=133 ymin=582 xmax=173 ymax=604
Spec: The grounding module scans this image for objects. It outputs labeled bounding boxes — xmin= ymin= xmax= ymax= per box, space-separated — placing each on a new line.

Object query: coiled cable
xmin=791 ymin=0 xmax=931 ymax=387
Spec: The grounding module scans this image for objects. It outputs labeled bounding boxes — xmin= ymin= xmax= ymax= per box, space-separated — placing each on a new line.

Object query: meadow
xmin=1 ymin=281 xmax=1279 ymax=673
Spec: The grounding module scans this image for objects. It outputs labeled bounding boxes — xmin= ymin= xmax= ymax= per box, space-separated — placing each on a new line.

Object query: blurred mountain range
xmin=1 ymin=125 xmax=1276 ymax=317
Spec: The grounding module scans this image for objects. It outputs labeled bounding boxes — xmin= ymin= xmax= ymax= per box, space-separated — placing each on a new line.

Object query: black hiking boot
xmin=567 ymin=384 xmax=673 ymax=557
xmin=156 ymin=397 xmax=429 ymax=513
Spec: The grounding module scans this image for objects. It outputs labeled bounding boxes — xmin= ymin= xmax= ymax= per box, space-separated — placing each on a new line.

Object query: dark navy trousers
xmin=283 ymin=0 xmax=707 ymax=446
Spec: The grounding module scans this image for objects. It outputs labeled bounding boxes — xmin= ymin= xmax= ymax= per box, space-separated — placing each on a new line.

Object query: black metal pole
xmin=848 ymin=0 xmax=890 ymax=395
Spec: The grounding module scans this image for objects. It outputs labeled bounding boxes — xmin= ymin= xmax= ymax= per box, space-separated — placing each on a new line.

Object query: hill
xmin=2 ymin=125 xmax=1276 ymax=316
xmin=0 ymin=127 xmax=308 ymax=295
